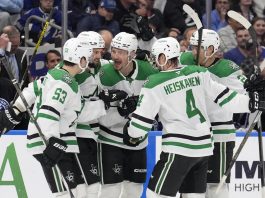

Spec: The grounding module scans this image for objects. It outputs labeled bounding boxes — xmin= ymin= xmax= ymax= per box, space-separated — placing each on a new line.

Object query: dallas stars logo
xmin=112 ymin=164 xmax=122 ymax=175
xmin=65 ymin=171 xmax=75 ymax=183
xmin=90 ymin=164 xmax=98 ymax=176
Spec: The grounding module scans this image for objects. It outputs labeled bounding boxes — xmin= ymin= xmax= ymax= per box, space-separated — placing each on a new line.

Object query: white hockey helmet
xmin=63 ymin=38 xmax=92 ymax=70
xmin=111 ymin=32 xmax=138 ymax=53
xmin=77 ymin=31 xmax=105 ymax=49
xmin=151 ymin=37 xmax=180 ymax=67
xmin=190 ymin=29 xmax=220 ymax=53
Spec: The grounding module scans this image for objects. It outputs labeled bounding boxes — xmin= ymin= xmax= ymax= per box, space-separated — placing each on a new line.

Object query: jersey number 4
xmin=52 ymin=88 xmax=67 ymax=104
xmin=186 ymin=89 xmax=206 ymax=123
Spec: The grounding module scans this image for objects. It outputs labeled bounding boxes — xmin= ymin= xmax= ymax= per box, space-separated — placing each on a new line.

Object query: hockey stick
xmin=0 ymin=56 xmax=75 ymax=198
xmin=228 ymin=11 xmax=265 ymax=197
xmin=183 ymin=4 xmax=203 ymax=65
xmin=216 ymin=11 xmax=265 ymax=196
xmin=258 ymin=118 xmax=265 ymax=196
xmin=216 ymin=111 xmax=262 ymax=194
xmin=14 ymin=7 xmax=55 ymax=100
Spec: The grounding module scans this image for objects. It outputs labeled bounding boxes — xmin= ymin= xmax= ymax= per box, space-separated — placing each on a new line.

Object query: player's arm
xmin=203 ymin=71 xmax=264 ymax=113
xmin=0 ymin=79 xmax=42 ymax=134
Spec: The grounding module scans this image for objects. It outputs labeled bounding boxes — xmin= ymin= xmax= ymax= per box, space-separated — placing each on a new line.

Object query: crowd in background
xmin=0 ymin=0 xmax=265 ymax=130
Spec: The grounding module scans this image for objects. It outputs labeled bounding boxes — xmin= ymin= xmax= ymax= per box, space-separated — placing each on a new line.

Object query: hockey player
xmin=96 ymin=32 xmax=158 ymax=198
xmin=124 ymin=37 xmax=265 ymax=198
xmin=0 ymin=37 xmax=119 ymax=198
xmin=179 ymin=29 xmax=246 ymax=198
xmin=0 ymin=35 xmax=128 ymax=197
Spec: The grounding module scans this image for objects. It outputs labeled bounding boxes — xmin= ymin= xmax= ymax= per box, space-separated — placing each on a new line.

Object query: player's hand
xmin=249 ymin=91 xmax=265 ymax=112
xmin=99 ymin=89 xmax=128 ymax=109
xmin=0 ymin=106 xmax=22 ymax=136
xmin=123 ymin=121 xmax=143 ymax=147
xmin=43 ymin=137 xmax=67 ymax=168
xmin=118 ymin=96 xmax=139 ymax=117
xmin=0 ymin=33 xmax=10 ymax=50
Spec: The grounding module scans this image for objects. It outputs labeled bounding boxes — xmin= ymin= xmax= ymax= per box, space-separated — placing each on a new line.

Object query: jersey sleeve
xmin=14 ymin=79 xmax=42 ymax=112
xmin=78 ymin=99 xmax=106 ymax=122
xmin=202 ymin=71 xmax=250 ymax=113
xmin=128 ymin=86 xmax=160 ymax=138
xmin=37 ymin=81 xmax=71 ymax=139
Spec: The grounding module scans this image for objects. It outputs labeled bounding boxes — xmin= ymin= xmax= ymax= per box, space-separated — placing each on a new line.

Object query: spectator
xmin=231 ymin=0 xmax=257 ymax=21
xmin=76 ymin=0 xmax=120 ymax=36
xmin=68 ymin=0 xmax=96 ymax=33
xmin=253 ymin=0 xmax=265 ymax=17
xmin=0 ymin=33 xmax=16 ymax=110
xmin=115 ymin=0 xmax=138 ymax=31
xmin=98 ymin=29 xmax=113 ymax=60
xmin=0 ymin=25 xmax=28 ymax=86
xmin=16 ymin=0 xmax=62 ymax=45
xmin=252 ymin=17 xmax=265 ymax=46
xmin=163 ymin=0 xmax=202 ymax=35
xmin=0 ymin=0 xmax=24 ymax=30
xmin=218 ymin=11 xmax=243 ymax=53
xmin=136 ymin=0 xmax=166 ymax=38
xmin=44 ymin=49 xmax=61 ymax=70
xmin=224 ymin=28 xmax=265 ymax=65
xmin=179 ymin=26 xmax=197 ymax=52
xmin=202 ymin=0 xmax=230 ymax=31
xmin=23 ymin=0 xmax=61 ymax=12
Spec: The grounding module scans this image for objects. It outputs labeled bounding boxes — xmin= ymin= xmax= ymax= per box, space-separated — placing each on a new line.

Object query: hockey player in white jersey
xmin=96 ymin=32 xmax=158 ymax=198
xmin=0 ymin=35 xmax=128 ymax=197
xmin=124 ymin=37 xmax=265 ymax=198
xmin=179 ymin=29 xmax=247 ymax=198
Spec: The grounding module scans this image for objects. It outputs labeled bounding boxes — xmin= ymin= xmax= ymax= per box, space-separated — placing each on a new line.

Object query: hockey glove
xmin=244 ymin=77 xmax=265 ymax=92
xmin=43 ymin=137 xmax=67 ymax=168
xmin=0 ymin=106 xmax=22 ymax=136
xmin=122 ymin=13 xmax=154 ymax=41
xmin=123 ymin=121 xmax=143 ymax=147
xmin=249 ymin=91 xmax=265 ymax=113
xmin=118 ymin=96 xmax=139 ymax=117
xmin=99 ymin=89 xmax=128 ymax=109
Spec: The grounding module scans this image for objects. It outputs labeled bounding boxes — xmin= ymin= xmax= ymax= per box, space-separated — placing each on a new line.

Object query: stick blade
xmin=227 ymin=10 xmax=251 ymax=29
xmin=183 ymin=4 xmax=203 ymax=29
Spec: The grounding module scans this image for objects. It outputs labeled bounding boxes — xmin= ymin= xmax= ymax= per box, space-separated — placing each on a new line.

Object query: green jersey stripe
xmin=212 ymin=129 xmax=235 ymax=134
xmin=77 ymin=124 xmax=92 ymax=130
xmin=131 ymin=121 xmax=150 ymax=132
xmin=219 ymin=91 xmax=237 ymax=107
xmin=33 ymin=80 xmax=39 ymax=96
xmin=27 ymin=141 xmax=45 ymax=148
xmin=65 ymin=140 xmax=78 ymax=145
xmin=98 ymin=135 xmax=123 ymax=145
xmin=162 ymin=142 xmax=212 ymax=149
xmin=37 ymin=113 xmax=59 ymax=121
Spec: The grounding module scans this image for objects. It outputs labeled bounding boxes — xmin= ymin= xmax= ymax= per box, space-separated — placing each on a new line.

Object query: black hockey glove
xmin=0 ymin=106 xmax=22 ymax=136
xmin=244 ymin=77 xmax=265 ymax=92
xmin=136 ymin=49 xmax=150 ymax=61
xmin=98 ymin=89 xmax=128 ymax=109
xmin=43 ymin=137 xmax=67 ymax=168
xmin=249 ymin=91 xmax=265 ymax=113
xmin=123 ymin=121 xmax=143 ymax=147
xmin=122 ymin=13 xmax=154 ymax=41
xmin=118 ymin=96 xmax=139 ymax=117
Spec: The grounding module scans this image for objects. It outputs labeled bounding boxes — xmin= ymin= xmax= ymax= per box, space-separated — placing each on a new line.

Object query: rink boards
xmin=0 ymin=130 xmax=264 ymax=198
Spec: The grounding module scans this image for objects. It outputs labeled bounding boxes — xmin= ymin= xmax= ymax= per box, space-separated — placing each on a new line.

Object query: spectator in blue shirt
xmin=16 ymin=0 xmax=62 ymax=45
xmin=202 ymin=0 xmax=230 ymax=31
xmin=76 ymin=0 xmax=120 ymax=36
xmin=0 ymin=0 xmax=23 ymax=30
xmin=224 ymin=27 xmax=265 ymax=66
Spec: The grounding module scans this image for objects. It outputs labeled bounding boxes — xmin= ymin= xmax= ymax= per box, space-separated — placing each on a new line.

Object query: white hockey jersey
xmin=96 ymin=59 xmax=158 ymax=150
xmin=128 ymin=66 xmax=250 ymax=157
xmin=180 ymin=52 xmax=247 ymax=142
xmin=26 ymin=68 xmax=104 ymax=155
